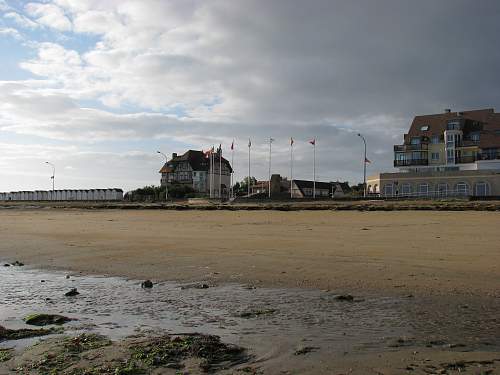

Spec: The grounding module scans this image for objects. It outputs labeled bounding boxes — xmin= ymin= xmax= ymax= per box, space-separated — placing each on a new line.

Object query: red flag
xmin=309 ymin=139 xmax=316 ymax=145
xmin=290 ymin=137 xmax=294 ymax=146
xmin=365 ymin=157 xmax=371 ymax=164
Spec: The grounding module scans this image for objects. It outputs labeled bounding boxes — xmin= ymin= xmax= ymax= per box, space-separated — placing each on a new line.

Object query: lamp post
xmin=157 ymin=151 xmax=169 ymax=201
xmin=45 ymin=161 xmax=55 ymax=200
xmin=357 ymin=133 xmax=367 ymax=198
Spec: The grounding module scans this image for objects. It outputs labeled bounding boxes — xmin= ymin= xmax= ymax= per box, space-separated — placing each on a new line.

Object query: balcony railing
xmin=477 ymin=152 xmax=500 ymax=161
xmin=394 ymin=159 xmax=428 ymax=167
xmin=394 ymin=144 xmax=429 ymax=152
xmin=455 ymin=156 xmax=477 ymax=164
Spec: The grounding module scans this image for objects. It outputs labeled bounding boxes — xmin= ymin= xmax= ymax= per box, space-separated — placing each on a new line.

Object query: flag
xmin=365 ymin=157 xmax=371 ymax=164
xmin=218 ymin=143 xmax=222 ymax=153
xmin=248 ymin=139 xmax=252 ymax=147
xmin=231 ymin=140 xmax=234 ymax=150
xmin=309 ymin=139 xmax=316 ymax=145
xmin=270 ymin=137 xmax=275 ymax=143
xmin=290 ymin=137 xmax=294 ymax=146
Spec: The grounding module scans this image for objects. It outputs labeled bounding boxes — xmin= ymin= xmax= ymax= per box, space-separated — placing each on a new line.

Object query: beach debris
xmin=24 ymin=313 xmax=73 ymax=326
xmin=3 ymin=264 xmax=10 ymax=267
xmin=131 ymin=333 xmax=249 ymax=372
xmin=0 ymin=348 xmax=13 ymax=362
xmin=11 ymin=261 xmax=24 ymax=266
xmin=294 ymin=346 xmax=320 ymax=355
xmin=15 ymin=333 xmax=112 ymax=374
xmin=180 ymin=282 xmax=211 ymax=290
xmin=141 ymin=280 xmax=154 ymax=288
xmin=0 ymin=325 xmax=58 ymax=342
xmin=388 ymin=336 xmax=415 ymax=348
xmin=238 ymin=308 xmax=277 ymax=318
xmin=65 ymin=275 xmax=70 ymax=279
xmin=335 ymin=294 xmax=354 ymax=302
xmin=65 ymin=288 xmax=79 ymax=297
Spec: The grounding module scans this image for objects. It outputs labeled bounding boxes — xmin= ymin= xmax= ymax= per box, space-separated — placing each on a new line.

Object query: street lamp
xmin=157 ymin=151 xmax=169 ymax=201
xmin=357 ymin=133 xmax=367 ymax=198
xmin=45 ymin=161 xmax=55 ymax=200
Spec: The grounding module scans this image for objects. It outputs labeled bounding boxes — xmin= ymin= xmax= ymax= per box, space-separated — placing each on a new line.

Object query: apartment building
xmin=368 ymin=108 xmax=500 ymax=197
xmin=159 ymin=150 xmax=232 ymax=197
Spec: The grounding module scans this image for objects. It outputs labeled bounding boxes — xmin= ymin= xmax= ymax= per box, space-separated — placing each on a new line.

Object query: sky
xmin=1 ymin=0 xmax=499 ymax=192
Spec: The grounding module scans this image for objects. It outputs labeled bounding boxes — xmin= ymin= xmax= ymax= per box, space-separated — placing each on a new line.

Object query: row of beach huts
xmin=0 ymin=189 xmax=123 ymax=201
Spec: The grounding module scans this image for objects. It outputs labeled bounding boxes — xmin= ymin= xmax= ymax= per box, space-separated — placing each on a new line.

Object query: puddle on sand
xmin=1 ymin=266 xmax=499 ymax=362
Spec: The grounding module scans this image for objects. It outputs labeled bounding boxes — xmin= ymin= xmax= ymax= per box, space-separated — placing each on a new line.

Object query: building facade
xmin=0 ymin=189 xmax=123 ymax=201
xmin=369 ymin=108 xmax=500 ymax=197
xmin=159 ymin=150 xmax=232 ymax=197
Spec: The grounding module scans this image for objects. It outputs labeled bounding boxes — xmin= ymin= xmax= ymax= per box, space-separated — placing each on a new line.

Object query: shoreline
xmin=2 ymin=199 xmax=500 ymax=211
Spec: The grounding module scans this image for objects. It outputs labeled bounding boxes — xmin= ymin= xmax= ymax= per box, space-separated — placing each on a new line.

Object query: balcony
xmin=394 ymin=144 xmax=429 ymax=152
xmin=456 ymin=156 xmax=477 ymax=164
xmin=394 ymin=159 xmax=429 ymax=167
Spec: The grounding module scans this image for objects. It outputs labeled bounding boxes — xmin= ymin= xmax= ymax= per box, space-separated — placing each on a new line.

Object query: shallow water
xmin=1 ymin=265 xmax=499 ymax=361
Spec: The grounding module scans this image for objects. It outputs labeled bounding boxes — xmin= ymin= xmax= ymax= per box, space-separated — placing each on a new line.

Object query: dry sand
xmin=0 ymin=209 xmax=499 ymax=296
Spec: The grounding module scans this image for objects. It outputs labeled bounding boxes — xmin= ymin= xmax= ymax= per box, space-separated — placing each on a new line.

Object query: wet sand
xmin=0 ymin=209 xmax=500 ymax=374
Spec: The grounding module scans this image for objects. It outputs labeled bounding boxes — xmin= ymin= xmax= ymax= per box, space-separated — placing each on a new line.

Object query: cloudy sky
xmin=1 ymin=0 xmax=499 ymax=192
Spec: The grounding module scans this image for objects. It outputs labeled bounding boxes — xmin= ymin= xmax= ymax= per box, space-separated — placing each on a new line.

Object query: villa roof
xmin=404 ymin=108 xmax=500 ymax=149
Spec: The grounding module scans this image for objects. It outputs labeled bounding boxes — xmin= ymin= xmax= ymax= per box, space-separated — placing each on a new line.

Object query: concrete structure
xmin=0 ymin=189 xmax=123 ymax=201
xmin=159 ymin=149 xmax=232 ymax=197
xmin=369 ymin=108 xmax=500 ymax=197
xmin=367 ymin=170 xmax=500 ymax=197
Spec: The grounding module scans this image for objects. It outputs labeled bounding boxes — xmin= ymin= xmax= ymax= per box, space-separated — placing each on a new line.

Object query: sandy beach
xmin=1 ymin=208 xmax=500 ymax=374
xmin=0 ymin=209 xmax=499 ymax=296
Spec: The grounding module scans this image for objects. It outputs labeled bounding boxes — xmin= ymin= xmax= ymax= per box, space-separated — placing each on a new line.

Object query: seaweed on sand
xmin=131 ymin=333 xmax=250 ymax=372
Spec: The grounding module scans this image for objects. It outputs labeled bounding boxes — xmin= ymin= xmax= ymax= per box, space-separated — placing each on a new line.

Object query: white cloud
xmin=4 ymin=12 xmax=39 ymax=29
xmin=25 ymin=2 xmax=72 ymax=31
xmin=0 ymin=27 xmax=22 ymax=39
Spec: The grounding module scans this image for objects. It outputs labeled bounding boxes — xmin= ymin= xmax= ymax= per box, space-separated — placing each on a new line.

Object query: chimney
xmin=444 ymin=109 xmax=451 ymax=113
xmin=172 ymin=153 xmax=177 ymax=158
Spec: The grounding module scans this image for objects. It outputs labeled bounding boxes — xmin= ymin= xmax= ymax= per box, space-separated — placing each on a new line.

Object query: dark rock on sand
xmin=24 ymin=314 xmax=72 ymax=326
xmin=12 ymin=261 xmax=24 ymax=266
xmin=0 ymin=325 xmax=58 ymax=342
xmin=65 ymin=288 xmax=79 ymax=297
xmin=3 ymin=264 xmax=10 ymax=267
xmin=335 ymin=294 xmax=354 ymax=302
xmin=294 ymin=346 xmax=320 ymax=355
xmin=141 ymin=280 xmax=153 ymax=288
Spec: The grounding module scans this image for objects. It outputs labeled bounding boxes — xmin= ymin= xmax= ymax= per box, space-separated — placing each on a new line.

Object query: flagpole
xmin=313 ymin=140 xmax=316 ymax=199
xmin=248 ymin=139 xmax=251 ymax=197
xmin=231 ymin=142 xmax=234 ymax=198
xmin=219 ymin=145 xmax=222 ymax=199
xmin=268 ymin=137 xmax=272 ymax=199
xmin=290 ymin=138 xmax=293 ymax=199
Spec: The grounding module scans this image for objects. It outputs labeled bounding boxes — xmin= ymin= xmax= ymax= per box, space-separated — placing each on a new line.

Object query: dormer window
xmin=471 ymin=132 xmax=480 ymax=142
xmin=420 ymin=125 xmax=429 ymax=131
xmin=410 ymin=137 xmax=421 ymax=145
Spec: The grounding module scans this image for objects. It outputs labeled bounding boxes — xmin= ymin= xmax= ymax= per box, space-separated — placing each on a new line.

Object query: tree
xmin=237 ymin=176 xmax=257 ymax=195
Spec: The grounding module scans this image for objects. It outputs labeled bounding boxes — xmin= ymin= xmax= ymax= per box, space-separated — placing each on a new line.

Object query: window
xmin=431 ymin=152 xmax=440 ymax=161
xmin=411 ymin=137 xmax=421 ymax=145
xmin=420 ymin=125 xmax=429 ymax=131
xmin=383 ymin=184 xmax=394 ymax=196
xmin=470 ymin=133 xmax=480 ymax=142
xmin=401 ymin=183 xmax=412 ymax=196
xmin=475 ymin=182 xmax=490 ymax=196
xmin=447 ymin=121 xmax=461 ymax=130
xmin=431 ymin=135 xmax=440 ymax=144
xmin=418 ymin=183 xmax=429 ymax=196
xmin=437 ymin=183 xmax=448 ymax=197
xmin=455 ymin=182 xmax=469 ymax=196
